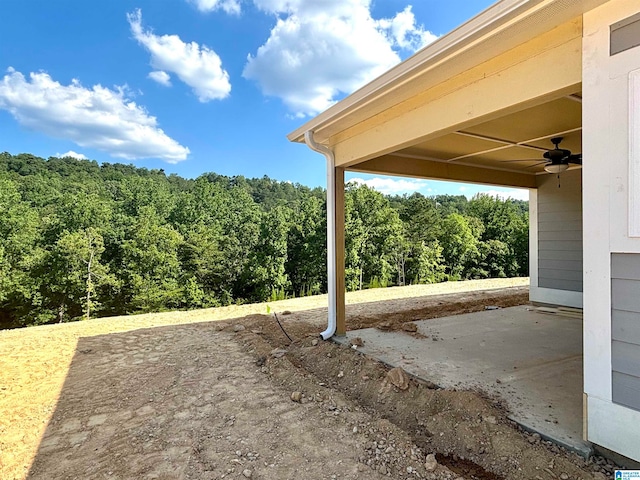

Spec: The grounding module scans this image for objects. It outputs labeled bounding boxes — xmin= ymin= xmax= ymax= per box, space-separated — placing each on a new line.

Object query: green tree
xmin=345 ymin=183 xmax=404 ymax=290
xmin=286 ymin=196 xmax=326 ymax=296
xmin=46 ymin=228 xmax=115 ymax=321
xmin=0 ymin=176 xmax=46 ymax=327
xmin=433 ymin=194 xmax=468 ymax=216
xmin=180 ymin=224 xmax=226 ymax=307
xmin=243 ymin=206 xmax=290 ymax=301
xmin=121 ymin=207 xmax=184 ymax=312
xmin=397 ymin=193 xmax=440 ymax=244
xmin=173 ymin=178 xmax=262 ymax=303
xmin=438 ymin=213 xmax=481 ymax=279
xmin=474 ymin=239 xmax=514 ymax=279
xmin=394 ymin=192 xmax=446 ymax=285
xmin=404 ymin=240 xmax=446 ymax=284
xmin=467 ymin=194 xmax=529 ymax=276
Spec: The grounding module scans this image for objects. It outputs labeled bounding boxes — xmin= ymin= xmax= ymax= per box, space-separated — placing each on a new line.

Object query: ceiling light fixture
xmin=544 ymin=163 xmax=569 ymax=174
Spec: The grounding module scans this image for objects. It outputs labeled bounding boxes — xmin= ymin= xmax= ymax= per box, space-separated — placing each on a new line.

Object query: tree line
xmin=0 ymin=152 xmax=528 ymax=328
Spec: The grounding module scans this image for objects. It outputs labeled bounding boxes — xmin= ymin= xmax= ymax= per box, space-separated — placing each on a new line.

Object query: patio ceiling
xmin=390 ymin=93 xmax=583 ymax=176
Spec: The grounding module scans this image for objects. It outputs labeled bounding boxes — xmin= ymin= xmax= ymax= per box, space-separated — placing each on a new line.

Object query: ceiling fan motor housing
xmin=544 ymin=148 xmax=572 ymax=163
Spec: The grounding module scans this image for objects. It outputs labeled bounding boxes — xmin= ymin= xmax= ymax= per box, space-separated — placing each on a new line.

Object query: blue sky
xmin=0 ymin=0 xmax=528 ymax=201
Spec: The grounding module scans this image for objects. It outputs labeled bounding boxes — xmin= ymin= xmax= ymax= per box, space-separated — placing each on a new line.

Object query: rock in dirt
xmin=425 ymin=453 xmax=438 ymax=472
xmin=270 ymin=348 xmax=287 ymax=358
xmin=402 ymin=323 xmax=418 ymax=333
xmin=386 ymin=367 xmax=410 ymax=390
xmin=242 ymin=469 xmax=252 ymax=478
xmin=281 ymin=310 xmax=292 ymax=315
xmin=290 ymin=391 xmax=303 ymax=403
xmin=233 ymin=324 xmax=246 ymax=332
xmin=483 ymin=415 xmax=497 ymax=424
xmin=350 ymin=337 xmax=365 ymax=347
xmin=311 ymin=339 xmax=319 ymax=346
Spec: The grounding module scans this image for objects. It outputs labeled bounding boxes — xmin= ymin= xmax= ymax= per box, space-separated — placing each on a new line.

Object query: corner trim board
xmin=629 ymin=69 xmax=640 ymax=237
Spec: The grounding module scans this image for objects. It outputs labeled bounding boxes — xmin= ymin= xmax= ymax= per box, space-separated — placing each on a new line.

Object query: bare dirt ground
xmin=0 ymin=279 xmax=617 ymax=479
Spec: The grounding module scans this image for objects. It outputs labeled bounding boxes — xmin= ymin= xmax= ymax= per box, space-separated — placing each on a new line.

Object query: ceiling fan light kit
xmin=544 ymin=163 xmax=569 ymax=174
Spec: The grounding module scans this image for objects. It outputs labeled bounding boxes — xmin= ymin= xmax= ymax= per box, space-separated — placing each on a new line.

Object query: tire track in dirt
xmin=26 ymin=323 xmax=438 ymax=479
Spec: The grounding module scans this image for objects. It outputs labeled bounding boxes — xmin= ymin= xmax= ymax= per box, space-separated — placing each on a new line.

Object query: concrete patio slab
xmin=335 ymin=305 xmax=590 ymax=457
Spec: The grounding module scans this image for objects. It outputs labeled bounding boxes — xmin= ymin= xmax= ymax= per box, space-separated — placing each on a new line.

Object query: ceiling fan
xmin=540 ymin=137 xmax=582 ymax=173
xmin=508 ymin=137 xmax=582 ymax=173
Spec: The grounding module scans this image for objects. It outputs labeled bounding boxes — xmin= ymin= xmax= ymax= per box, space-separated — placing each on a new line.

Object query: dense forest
xmin=0 ymin=152 xmax=529 ymax=328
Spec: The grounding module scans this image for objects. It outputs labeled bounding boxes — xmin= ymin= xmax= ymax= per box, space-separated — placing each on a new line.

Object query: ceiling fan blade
xmin=568 ymin=153 xmax=582 ymax=165
xmin=502 ymin=158 xmax=542 ymax=163
xmin=525 ymin=161 xmax=548 ymax=169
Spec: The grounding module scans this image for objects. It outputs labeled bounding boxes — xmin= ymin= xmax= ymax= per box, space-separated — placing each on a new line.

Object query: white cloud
xmin=187 ymin=0 xmax=241 ymax=14
xmin=0 ymin=68 xmax=190 ymax=163
xmin=349 ymin=176 xmax=430 ymax=195
xmin=128 ymin=9 xmax=231 ymax=102
xmin=458 ymin=186 xmax=468 ymax=192
xmin=244 ymin=0 xmax=436 ymax=116
xmin=148 ymin=70 xmax=172 ymax=87
xmin=377 ymin=6 xmax=436 ymax=51
xmin=56 ymin=150 xmax=87 ymax=160
xmin=474 ymin=189 xmax=530 ymax=202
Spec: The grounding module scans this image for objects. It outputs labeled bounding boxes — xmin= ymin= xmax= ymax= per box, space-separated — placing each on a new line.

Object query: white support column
xmin=529 ymin=188 xmax=538 ymax=296
xmin=326 ymin=155 xmax=337 ymax=338
xmin=335 ymin=167 xmax=346 ymax=336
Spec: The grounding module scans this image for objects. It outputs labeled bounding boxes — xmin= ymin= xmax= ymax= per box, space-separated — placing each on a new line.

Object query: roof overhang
xmin=285 ymin=0 xmax=611 ymax=186
xmin=287 ymin=0 xmax=606 ymax=146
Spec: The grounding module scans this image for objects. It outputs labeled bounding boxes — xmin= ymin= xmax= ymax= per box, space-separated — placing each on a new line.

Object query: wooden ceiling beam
xmin=349 ymin=154 xmax=537 ymax=189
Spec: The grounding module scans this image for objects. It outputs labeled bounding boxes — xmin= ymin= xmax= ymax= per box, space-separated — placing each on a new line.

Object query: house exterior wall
xmin=583 ymin=0 xmax=640 ymax=462
xmin=530 ymin=169 xmax=583 ymax=308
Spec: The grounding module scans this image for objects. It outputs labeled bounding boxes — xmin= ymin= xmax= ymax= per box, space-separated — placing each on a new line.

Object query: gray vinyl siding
xmin=612 ymin=309 xmax=640 ymax=346
xmin=536 ymin=278 xmax=583 ymax=292
xmin=611 ymin=12 xmax=640 ymax=56
xmin=612 ymin=372 xmax=640 ymax=412
xmin=611 ymin=253 xmax=640 ymax=412
xmin=537 ymin=169 xmax=583 ymax=292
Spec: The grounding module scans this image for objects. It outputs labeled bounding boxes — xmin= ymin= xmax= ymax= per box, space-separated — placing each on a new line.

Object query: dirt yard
xmin=0 ymin=279 xmax=617 ymax=479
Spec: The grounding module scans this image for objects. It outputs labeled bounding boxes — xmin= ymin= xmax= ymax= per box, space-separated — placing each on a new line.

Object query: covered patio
xmin=289 ymin=0 xmax=640 ymax=463
xmin=286 ymin=0 xmax=620 ymax=460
